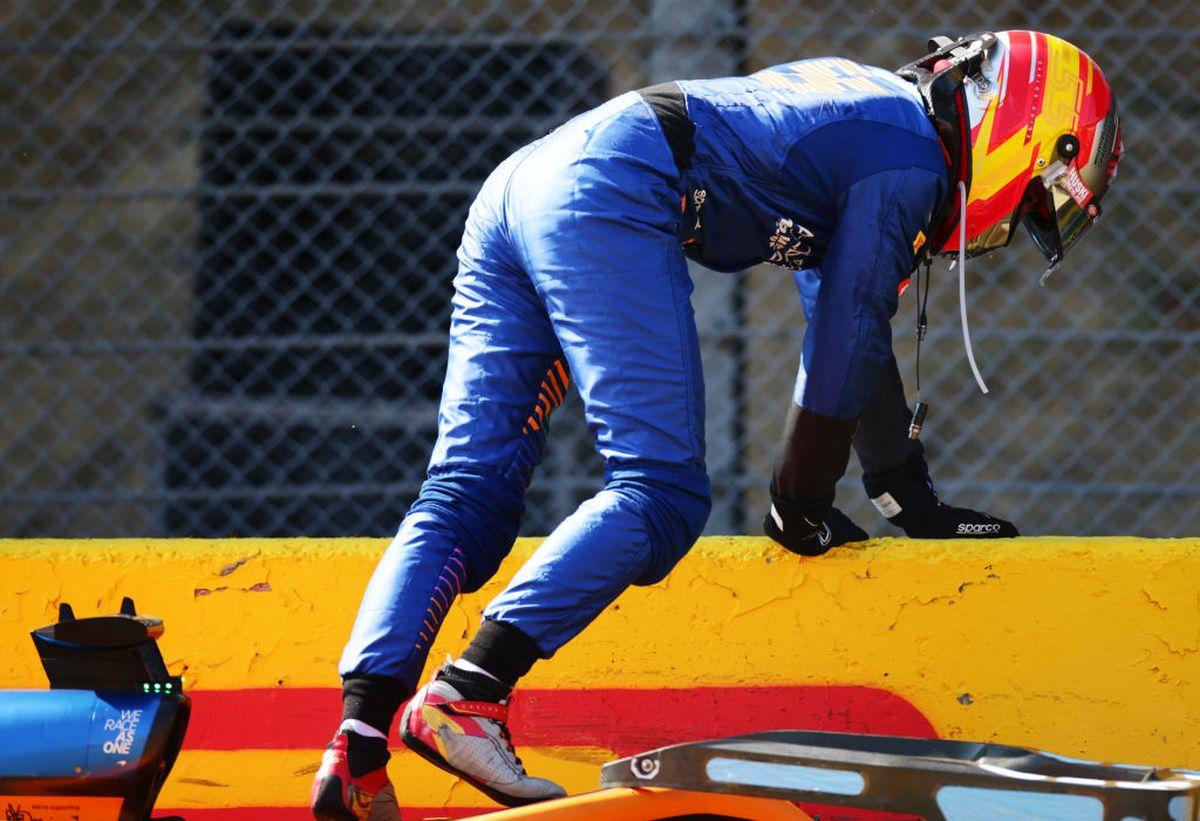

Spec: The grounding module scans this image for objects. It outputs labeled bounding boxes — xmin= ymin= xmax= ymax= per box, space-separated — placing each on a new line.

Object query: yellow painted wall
xmin=2 ymin=536 xmax=1198 ymax=810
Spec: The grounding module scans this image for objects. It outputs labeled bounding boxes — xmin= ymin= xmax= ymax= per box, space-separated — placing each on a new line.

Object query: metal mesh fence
xmin=2 ymin=1 xmax=1197 ymax=538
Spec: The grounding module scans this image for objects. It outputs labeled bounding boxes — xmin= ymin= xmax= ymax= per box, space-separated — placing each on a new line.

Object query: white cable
xmin=957 ymin=181 xmax=989 ymax=394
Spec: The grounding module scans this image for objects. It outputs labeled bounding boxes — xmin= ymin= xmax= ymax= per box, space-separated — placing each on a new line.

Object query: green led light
xmin=165 ymin=682 xmax=173 ymax=690
xmin=153 ymin=683 xmax=161 ymax=691
xmin=142 ymin=683 xmax=150 ymax=692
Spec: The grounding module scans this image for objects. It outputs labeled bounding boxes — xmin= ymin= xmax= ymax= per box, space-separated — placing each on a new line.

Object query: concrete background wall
xmin=2 ymin=536 xmax=1198 ymax=817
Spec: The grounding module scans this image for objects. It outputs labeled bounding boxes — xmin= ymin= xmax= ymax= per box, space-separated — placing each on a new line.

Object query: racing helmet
xmin=899 ymin=31 xmax=1124 ymax=275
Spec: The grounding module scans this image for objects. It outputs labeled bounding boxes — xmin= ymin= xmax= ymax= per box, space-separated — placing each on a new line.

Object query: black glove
xmin=862 ymin=454 xmax=1019 ymax=538
xmin=764 ymin=495 xmax=869 ymax=556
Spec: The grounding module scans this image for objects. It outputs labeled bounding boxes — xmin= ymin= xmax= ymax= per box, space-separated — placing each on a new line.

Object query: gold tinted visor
xmin=963 ymin=167 xmax=1101 ymax=269
xmin=964 ymin=213 xmax=1017 ymax=257
xmin=1024 ymin=166 xmax=1101 ymax=271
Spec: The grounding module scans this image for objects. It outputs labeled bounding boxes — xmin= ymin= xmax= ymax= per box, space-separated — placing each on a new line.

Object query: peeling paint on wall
xmin=1 ymin=536 xmax=1198 ymax=815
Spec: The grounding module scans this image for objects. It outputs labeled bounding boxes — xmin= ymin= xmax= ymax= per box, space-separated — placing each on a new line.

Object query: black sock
xmin=341 ymin=732 xmax=390 ymax=777
xmin=437 ymin=662 xmax=512 ymax=703
xmin=341 ymin=674 xmax=410 ymax=736
xmin=458 ymin=618 xmax=543 ymax=689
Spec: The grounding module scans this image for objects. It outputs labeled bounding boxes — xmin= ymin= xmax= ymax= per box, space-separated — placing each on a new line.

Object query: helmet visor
xmin=964 ymin=212 xmax=1018 ymax=257
xmin=1023 ymin=166 xmax=1101 ymax=270
xmin=962 ymin=173 xmax=1046 ymax=259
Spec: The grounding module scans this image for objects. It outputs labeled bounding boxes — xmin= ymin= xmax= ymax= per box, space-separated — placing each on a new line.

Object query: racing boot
xmin=863 ymin=453 xmax=1018 ymax=538
xmin=401 ymin=663 xmax=567 ymax=806
xmin=310 ymin=727 xmax=401 ymax=820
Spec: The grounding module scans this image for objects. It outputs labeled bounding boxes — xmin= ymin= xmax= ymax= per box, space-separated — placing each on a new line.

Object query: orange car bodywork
xmin=472 ymin=787 xmax=812 ymax=820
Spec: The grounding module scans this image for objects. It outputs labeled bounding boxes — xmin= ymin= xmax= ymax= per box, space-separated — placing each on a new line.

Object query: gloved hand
xmin=763 ymin=495 xmax=869 ymax=556
xmin=862 ymin=454 xmax=1019 ymax=538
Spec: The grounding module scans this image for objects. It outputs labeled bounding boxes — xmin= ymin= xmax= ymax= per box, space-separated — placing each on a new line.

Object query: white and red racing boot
xmin=310 ymin=729 xmax=401 ymax=820
xmin=400 ymin=667 xmax=567 ymax=806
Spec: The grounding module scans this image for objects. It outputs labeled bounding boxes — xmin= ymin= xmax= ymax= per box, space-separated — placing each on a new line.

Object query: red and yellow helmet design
xmin=943 ymin=30 xmax=1123 ymax=271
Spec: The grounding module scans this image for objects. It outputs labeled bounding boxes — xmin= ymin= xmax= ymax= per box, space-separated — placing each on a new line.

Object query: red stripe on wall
xmin=183 ymin=685 xmax=935 ymax=755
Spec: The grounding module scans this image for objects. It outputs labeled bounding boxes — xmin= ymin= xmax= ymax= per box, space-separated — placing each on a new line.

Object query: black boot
xmin=862 ymin=454 xmax=1019 ymax=538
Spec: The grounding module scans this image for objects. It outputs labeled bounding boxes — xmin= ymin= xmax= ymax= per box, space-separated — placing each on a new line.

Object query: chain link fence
xmin=2 ymin=1 xmax=1197 ymax=538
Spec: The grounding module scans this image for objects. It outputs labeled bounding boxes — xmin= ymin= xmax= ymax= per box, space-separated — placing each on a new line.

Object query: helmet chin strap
xmin=951 ymin=180 xmax=989 ymax=394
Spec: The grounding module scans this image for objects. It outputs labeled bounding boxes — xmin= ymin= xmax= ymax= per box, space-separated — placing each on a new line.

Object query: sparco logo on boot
xmin=957 ymin=523 xmax=1002 ymax=534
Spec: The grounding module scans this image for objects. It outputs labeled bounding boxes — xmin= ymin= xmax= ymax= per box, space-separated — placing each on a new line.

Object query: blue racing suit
xmin=340 ymin=58 xmax=949 ymax=690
